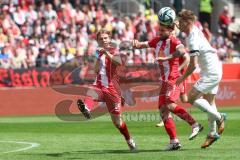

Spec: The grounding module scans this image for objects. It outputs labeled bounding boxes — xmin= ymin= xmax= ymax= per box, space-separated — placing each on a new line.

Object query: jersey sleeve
xmin=171 ymin=36 xmax=185 ymax=55
xmin=148 ymin=37 xmax=160 ymax=48
xmin=187 ymin=31 xmax=200 ymax=56
xmin=173 ymin=38 xmax=183 ymax=50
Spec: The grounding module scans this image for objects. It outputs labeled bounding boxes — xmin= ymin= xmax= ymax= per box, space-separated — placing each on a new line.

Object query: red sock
xmin=118 ymin=122 xmax=130 ymax=141
xmin=163 ymin=118 xmax=177 ymax=140
xmin=84 ymin=97 xmax=94 ymax=111
xmin=172 ymin=106 xmax=196 ymax=126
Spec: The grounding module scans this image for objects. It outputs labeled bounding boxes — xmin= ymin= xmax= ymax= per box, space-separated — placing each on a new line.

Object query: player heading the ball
xmin=132 ymin=7 xmax=203 ymax=151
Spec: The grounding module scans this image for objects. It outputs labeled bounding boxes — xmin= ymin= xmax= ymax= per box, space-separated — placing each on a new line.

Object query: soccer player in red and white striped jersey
xmin=77 ymin=29 xmax=136 ymax=151
xmin=132 ymin=22 xmax=203 ymax=151
xmin=156 ymin=55 xmax=189 ymax=127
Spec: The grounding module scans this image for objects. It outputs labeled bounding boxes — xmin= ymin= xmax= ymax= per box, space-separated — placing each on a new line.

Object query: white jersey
xmin=186 ymin=26 xmax=222 ymax=76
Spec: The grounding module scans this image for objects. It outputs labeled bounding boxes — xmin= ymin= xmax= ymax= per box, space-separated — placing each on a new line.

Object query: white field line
xmin=0 ymin=141 xmax=40 ymax=154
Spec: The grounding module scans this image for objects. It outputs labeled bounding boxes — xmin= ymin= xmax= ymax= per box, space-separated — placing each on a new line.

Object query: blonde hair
xmin=96 ymin=29 xmax=112 ymax=40
xmin=178 ymin=9 xmax=196 ymax=22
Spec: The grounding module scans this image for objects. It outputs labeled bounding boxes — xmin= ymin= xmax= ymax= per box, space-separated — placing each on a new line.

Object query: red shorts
xmin=90 ymin=84 xmax=122 ymax=115
xmin=158 ymin=81 xmax=180 ymax=107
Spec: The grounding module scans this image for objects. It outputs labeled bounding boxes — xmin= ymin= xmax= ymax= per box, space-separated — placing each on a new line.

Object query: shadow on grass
xmin=21 ymin=148 xmax=190 ymax=159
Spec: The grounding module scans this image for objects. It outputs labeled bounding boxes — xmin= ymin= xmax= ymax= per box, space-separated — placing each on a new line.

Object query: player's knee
xmin=115 ymin=122 xmax=122 ymax=128
xmin=166 ymin=103 xmax=176 ymax=111
xmin=159 ymin=106 xmax=170 ymax=120
xmin=181 ymin=96 xmax=188 ymax=103
xmin=159 ymin=106 xmax=165 ymax=114
xmin=161 ymin=112 xmax=172 ymax=121
xmin=188 ymin=88 xmax=202 ymax=104
xmin=113 ymin=120 xmax=122 ymax=128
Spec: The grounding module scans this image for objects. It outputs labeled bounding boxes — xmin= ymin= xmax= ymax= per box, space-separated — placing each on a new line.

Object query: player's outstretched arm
xmin=155 ymin=55 xmax=173 ymax=62
xmin=176 ymin=55 xmax=198 ymax=85
xmin=155 ymin=44 xmax=186 ymax=62
xmin=109 ymin=53 xmax=122 ymax=65
xmin=178 ymin=53 xmax=190 ymax=71
xmin=183 ymin=55 xmax=198 ymax=78
xmin=173 ymin=44 xmax=185 ymax=58
xmin=132 ymin=39 xmax=149 ymax=49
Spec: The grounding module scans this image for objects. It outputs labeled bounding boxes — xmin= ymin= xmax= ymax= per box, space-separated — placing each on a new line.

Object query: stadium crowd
xmin=0 ymin=0 xmax=239 ymax=69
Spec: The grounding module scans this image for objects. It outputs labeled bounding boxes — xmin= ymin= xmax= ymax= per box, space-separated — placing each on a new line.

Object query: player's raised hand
xmin=97 ymin=47 xmax=105 ymax=53
xmin=173 ymin=51 xmax=184 ymax=58
xmin=155 ymin=57 xmax=169 ymax=62
xmin=132 ymin=39 xmax=140 ymax=49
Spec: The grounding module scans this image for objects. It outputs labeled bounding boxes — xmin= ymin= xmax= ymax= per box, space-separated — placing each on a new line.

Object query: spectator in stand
xmin=194 ymin=16 xmax=203 ymax=31
xmin=219 ymin=6 xmax=232 ymax=37
xmin=0 ymin=28 xmax=8 ymax=48
xmin=199 ymin=0 xmax=213 ymax=30
xmin=211 ymin=30 xmax=225 ymax=49
xmin=47 ymin=47 xmax=60 ymax=67
xmin=19 ymin=0 xmax=32 ymax=10
xmin=202 ymin=22 xmax=212 ymax=42
xmin=1 ymin=6 xmax=21 ymax=38
xmin=146 ymin=9 xmax=158 ymax=24
xmin=12 ymin=5 xmax=26 ymax=28
xmin=26 ymin=4 xmax=38 ymax=24
xmin=170 ymin=0 xmax=185 ymax=15
xmin=227 ymin=16 xmax=240 ymax=45
xmin=36 ymin=46 xmax=48 ymax=68
xmin=44 ymin=3 xmax=58 ymax=20
xmin=0 ymin=0 xmax=239 ymax=69
xmin=11 ymin=49 xmax=27 ymax=69
xmin=0 ymin=45 xmax=11 ymax=69
xmin=26 ymin=46 xmax=36 ymax=68
xmin=112 ymin=17 xmax=126 ymax=35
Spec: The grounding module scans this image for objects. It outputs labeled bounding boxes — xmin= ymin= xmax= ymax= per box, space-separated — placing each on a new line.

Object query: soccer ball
xmin=158 ymin=7 xmax=176 ymax=25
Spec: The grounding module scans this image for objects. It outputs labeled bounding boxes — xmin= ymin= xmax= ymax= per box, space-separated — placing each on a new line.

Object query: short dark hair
xmin=159 ymin=22 xmax=175 ymax=30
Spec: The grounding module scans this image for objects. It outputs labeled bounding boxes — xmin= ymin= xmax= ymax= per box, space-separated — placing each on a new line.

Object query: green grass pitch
xmin=0 ymin=107 xmax=239 ymax=160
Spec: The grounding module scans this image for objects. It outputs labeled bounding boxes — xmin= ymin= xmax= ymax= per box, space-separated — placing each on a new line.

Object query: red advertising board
xmin=0 ymin=63 xmax=239 ymax=116
xmin=0 ymin=80 xmax=239 ymax=116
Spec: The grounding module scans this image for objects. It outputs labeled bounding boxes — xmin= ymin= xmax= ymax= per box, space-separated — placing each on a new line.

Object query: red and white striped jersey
xmin=148 ymin=35 xmax=184 ymax=83
xmin=94 ymin=47 xmax=120 ymax=89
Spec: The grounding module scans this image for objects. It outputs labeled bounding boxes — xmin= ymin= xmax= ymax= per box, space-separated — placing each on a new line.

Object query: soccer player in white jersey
xmin=133 ymin=21 xmax=203 ymax=151
xmin=77 ymin=29 xmax=136 ymax=151
xmin=176 ymin=10 xmax=227 ymax=148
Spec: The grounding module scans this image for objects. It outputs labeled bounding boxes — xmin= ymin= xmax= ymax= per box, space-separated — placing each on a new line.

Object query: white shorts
xmin=194 ymin=73 xmax=222 ymax=94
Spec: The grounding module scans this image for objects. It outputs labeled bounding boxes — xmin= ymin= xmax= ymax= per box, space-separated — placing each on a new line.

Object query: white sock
xmin=208 ymin=104 xmax=217 ymax=135
xmin=170 ymin=139 xmax=179 ymax=144
xmin=192 ymin=122 xmax=199 ymax=129
xmin=193 ymin=99 xmax=221 ymax=120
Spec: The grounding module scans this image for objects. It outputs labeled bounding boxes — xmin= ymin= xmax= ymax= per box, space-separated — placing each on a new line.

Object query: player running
xmin=176 ymin=9 xmax=227 ymax=148
xmin=76 ymin=29 xmax=136 ymax=151
xmin=132 ymin=8 xmax=203 ymax=151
